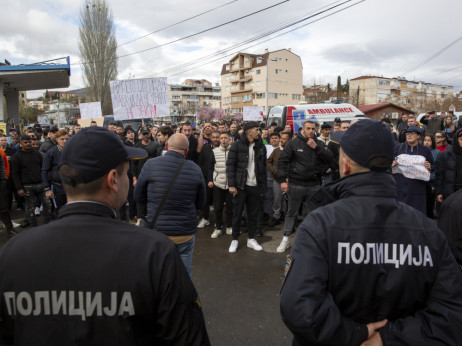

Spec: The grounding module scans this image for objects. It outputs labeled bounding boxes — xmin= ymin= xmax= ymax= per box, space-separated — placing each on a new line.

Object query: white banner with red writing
xmin=110 ymin=77 xmax=169 ymax=120
xmin=392 ymin=154 xmax=430 ymax=181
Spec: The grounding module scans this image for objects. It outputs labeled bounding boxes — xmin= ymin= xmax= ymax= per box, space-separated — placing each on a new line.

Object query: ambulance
xmin=266 ymin=103 xmax=366 ymax=132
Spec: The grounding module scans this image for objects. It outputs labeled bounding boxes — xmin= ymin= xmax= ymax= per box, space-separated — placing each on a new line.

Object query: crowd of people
xmin=0 ymin=112 xmax=461 ymax=254
xmin=0 ymin=111 xmax=462 ymax=344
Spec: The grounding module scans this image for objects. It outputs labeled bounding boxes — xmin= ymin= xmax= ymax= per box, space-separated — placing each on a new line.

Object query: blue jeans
xmin=176 ymin=235 xmax=195 ymax=278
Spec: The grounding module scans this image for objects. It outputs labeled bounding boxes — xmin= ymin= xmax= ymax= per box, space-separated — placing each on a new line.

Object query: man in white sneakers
xmin=207 ymin=132 xmax=233 ymax=238
xmin=226 ymin=122 xmax=267 ymax=253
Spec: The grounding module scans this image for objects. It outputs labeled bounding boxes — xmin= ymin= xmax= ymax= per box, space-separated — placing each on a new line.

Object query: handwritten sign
xmin=37 ymin=115 xmax=50 ymax=125
xmin=110 ymin=77 xmax=169 ymax=120
xmin=392 ymin=154 xmax=430 ymax=181
xmin=79 ymin=102 xmax=103 ymax=120
xmin=243 ymin=106 xmax=263 ymax=121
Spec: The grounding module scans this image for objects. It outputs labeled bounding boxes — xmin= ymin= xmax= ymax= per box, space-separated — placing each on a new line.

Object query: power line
xmin=401 ymin=35 xmax=462 ymax=76
xmin=163 ymin=0 xmax=364 ymax=79
xmin=140 ymin=0 xmax=360 ymax=79
xmin=72 ymin=0 xmax=289 ymax=66
xmin=439 ymin=64 xmax=462 ymax=74
xmin=138 ymin=0 xmax=347 ymax=78
xmin=117 ymin=0 xmax=238 ymax=48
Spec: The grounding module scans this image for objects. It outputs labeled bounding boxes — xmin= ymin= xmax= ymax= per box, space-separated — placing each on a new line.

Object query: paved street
xmin=1 ymin=210 xmax=295 ymax=345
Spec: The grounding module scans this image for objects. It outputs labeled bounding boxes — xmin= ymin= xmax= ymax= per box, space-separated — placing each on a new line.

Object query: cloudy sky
xmin=1 ymin=0 xmax=461 ymax=98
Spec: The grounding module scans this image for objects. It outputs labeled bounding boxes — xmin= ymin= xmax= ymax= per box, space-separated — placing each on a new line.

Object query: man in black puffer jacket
xmin=276 ymin=120 xmax=332 ymax=253
xmin=226 ymin=121 xmax=267 ymax=253
xmin=436 ymin=128 xmax=462 ymax=203
xmin=280 ymin=119 xmax=462 ymax=346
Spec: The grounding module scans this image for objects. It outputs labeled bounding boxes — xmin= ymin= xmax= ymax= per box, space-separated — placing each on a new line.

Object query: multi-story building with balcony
xmin=169 ymin=79 xmax=221 ymax=120
xmin=349 ymin=76 xmax=454 ymax=112
xmin=220 ymin=49 xmax=303 ymax=115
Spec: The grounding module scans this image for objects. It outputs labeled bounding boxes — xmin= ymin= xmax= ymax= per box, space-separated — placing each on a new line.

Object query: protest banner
xmin=110 ymin=77 xmax=169 ymax=120
xmin=392 ymin=154 xmax=430 ymax=181
xmin=79 ymin=102 xmax=103 ymax=120
xmin=243 ymin=106 xmax=264 ymax=121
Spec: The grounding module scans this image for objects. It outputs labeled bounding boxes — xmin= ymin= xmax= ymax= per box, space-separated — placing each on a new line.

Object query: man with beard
xmin=276 ymin=121 xmax=332 ymax=253
xmin=42 ymin=130 xmax=70 ymax=215
xmin=11 ymin=135 xmax=52 ymax=227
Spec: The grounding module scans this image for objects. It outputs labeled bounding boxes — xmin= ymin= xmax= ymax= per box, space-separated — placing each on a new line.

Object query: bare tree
xmin=79 ymin=0 xmax=117 ymax=115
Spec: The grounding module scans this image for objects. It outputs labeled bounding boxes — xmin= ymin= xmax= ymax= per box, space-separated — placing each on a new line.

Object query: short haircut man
xmin=0 ymin=127 xmax=210 ymax=344
xmin=134 ymin=133 xmax=206 ymax=276
xmin=281 ymin=119 xmax=462 ymax=345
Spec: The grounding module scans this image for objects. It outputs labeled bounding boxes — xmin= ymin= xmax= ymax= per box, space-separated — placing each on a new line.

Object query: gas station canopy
xmin=0 ymin=57 xmax=71 ymax=91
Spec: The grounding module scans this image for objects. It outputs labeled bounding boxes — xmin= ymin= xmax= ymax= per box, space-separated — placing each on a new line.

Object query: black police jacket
xmin=280 ymin=171 xmax=462 ymax=346
xmin=226 ymin=134 xmax=267 ymax=191
xmin=0 ymin=202 xmax=210 ymax=346
xmin=277 ymin=132 xmax=333 ymax=186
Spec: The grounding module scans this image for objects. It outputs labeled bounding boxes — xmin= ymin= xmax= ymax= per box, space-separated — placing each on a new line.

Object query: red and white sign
xmin=449 ymin=104 xmax=456 ymax=112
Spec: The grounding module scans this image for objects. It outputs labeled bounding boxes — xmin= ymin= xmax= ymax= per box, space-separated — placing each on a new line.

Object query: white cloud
xmin=2 ymin=0 xmax=462 ymax=98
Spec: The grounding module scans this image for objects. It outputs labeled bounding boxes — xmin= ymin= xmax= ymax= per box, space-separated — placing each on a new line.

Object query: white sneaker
xmin=12 ymin=221 xmax=21 ymax=228
xmin=197 ymin=218 xmax=210 ymax=228
xmin=247 ymin=239 xmax=263 ymax=251
xmin=35 ymin=207 xmax=41 ymax=216
xmin=39 ymin=205 xmax=43 ymax=212
xmin=226 ymin=227 xmax=232 ymax=235
xmin=211 ymin=229 xmax=223 ymax=238
xmin=229 ymin=240 xmax=238 ymax=253
xmin=277 ymin=239 xmax=290 ymax=253
xmin=209 ymin=206 xmax=214 ymax=212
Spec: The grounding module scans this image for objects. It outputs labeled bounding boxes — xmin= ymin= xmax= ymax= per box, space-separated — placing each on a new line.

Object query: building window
xmin=225 ymin=86 xmax=229 ymax=91
xmin=285 ymin=70 xmax=288 ymax=73
xmin=268 ymin=93 xmax=278 ymax=99
xmin=225 ymin=76 xmax=229 ymax=81
xmin=256 ymin=81 xmax=261 ymax=86
xmin=256 ymin=69 xmax=261 ymax=75
xmin=255 ymin=93 xmax=265 ymax=99
xmin=245 ymin=60 xmax=250 ymax=66
xmin=275 ymin=69 xmax=278 ymax=74
xmin=292 ymin=94 xmax=301 ymax=100
xmin=257 ymin=57 xmax=262 ymax=64
xmin=225 ymin=64 xmax=229 ymax=71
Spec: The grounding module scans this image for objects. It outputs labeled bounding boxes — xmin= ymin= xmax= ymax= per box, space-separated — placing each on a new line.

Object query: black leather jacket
xmin=281 ymin=171 xmax=462 ymax=346
xmin=278 ymin=132 xmax=332 ymax=186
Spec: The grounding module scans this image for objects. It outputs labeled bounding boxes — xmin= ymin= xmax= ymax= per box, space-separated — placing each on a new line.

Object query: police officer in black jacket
xmin=0 ymin=127 xmax=210 ymax=345
xmin=280 ymin=119 xmax=462 ymax=345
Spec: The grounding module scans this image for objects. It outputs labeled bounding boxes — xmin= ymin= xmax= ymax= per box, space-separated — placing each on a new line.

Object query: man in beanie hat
xmin=280 ymin=119 xmax=462 ymax=345
xmin=227 ymin=121 xmax=267 ymax=253
xmin=0 ymin=127 xmax=210 ymax=345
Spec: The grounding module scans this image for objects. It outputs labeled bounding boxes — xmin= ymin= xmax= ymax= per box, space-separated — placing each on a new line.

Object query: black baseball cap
xmin=50 ymin=126 xmax=59 ymax=132
xmin=140 ymin=126 xmax=150 ymax=134
xmin=59 ymin=127 xmax=147 ymax=185
xmin=339 ymin=119 xmax=394 ymax=171
xmin=334 ymin=117 xmax=342 ymax=122
xmin=321 ymin=123 xmax=332 ymax=130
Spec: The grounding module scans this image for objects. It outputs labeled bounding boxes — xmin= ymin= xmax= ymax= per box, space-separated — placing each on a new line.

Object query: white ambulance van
xmin=266 ymin=103 xmax=366 ymax=132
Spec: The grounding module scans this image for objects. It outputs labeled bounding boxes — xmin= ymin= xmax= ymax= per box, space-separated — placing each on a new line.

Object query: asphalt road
xmin=1 ymin=209 xmax=295 ymax=346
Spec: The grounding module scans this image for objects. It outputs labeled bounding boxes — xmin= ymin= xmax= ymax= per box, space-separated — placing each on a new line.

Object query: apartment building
xmin=220 ymin=48 xmax=303 ymax=115
xmin=169 ymin=79 xmax=221 ymax=119
xmin=350 ymin=76 xmax=454 ymax=111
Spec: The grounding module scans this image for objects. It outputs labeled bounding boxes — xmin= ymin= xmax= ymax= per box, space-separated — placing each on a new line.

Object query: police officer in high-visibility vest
xmin=0 ymin=127 xmax=210 ymax=345
xmin=280 ymin=119 xmax=462 ymax=346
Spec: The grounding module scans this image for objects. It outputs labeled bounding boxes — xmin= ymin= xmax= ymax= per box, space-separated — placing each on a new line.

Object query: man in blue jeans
xmin=134 ymin=133 xmax=205 ymax=276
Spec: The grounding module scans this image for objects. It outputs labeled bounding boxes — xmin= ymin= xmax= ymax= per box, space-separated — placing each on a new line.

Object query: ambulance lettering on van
xmin=267 ymin=103 xmax=365 ymax=131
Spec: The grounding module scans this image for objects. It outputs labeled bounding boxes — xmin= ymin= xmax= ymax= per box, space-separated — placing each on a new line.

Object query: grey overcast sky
xmin=1 ymin=0 xmax=461 ymax=98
